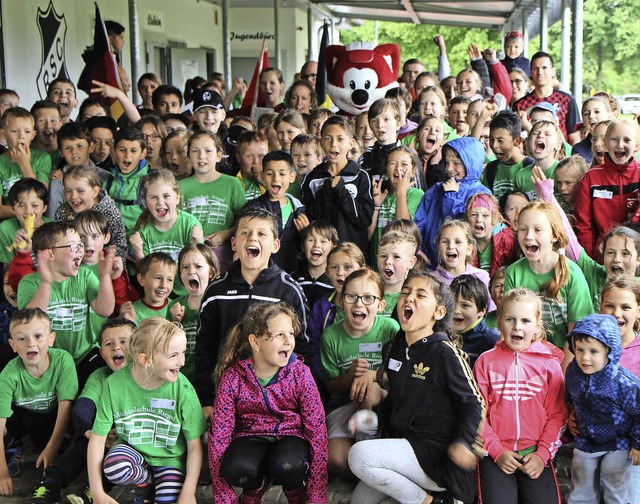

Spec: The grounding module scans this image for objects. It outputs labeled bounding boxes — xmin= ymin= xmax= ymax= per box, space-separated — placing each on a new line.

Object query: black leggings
xmin=221 ymin=436 xmax=310 ymax=491
xmin=477 ymin=456 xmax=561 ymax=504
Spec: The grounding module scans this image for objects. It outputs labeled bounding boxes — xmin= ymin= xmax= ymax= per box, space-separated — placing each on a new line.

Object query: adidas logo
xmin=411 ymin=362 xmax=429 ymax=380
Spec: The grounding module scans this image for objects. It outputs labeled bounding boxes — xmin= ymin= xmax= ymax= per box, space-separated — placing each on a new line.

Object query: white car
xmin=619 ymin=94 xmax=640 ymax=115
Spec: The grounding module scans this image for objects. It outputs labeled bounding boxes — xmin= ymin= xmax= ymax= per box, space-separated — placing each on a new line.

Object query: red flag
xmin=238 ymin=38 xmax=269 ymax=117
xmin=78 ymin=3 xmax=124 ymax=119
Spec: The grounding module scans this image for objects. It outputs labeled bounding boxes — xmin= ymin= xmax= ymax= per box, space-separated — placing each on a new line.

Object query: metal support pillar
xmin=222 ymin=0 xmax=231 ymax=90
xmin=307 ymin=6 xmax=313 ymax=60
xmin=128 ymin=0 xmax=141 ymax=103
xmin=522 ymin=10 xmax=529 ymax=58
xmin=560 ymin=0 xmax=571 ymax=90
xmin=540 ymin=0 xmax=548 ymax=52
xmin=274 ymin=0 xmax=281 ymax=70
xmin=571 ymin=0 xmax=584 ymax=106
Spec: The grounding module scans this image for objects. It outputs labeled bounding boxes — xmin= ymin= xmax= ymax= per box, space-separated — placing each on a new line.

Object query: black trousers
xmin=221 ymin=436 xmax=310 ymax=491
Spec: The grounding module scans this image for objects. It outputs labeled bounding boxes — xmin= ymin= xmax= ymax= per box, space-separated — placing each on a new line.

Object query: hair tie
xmin=557 ymin=248 xmax=566 ymax=256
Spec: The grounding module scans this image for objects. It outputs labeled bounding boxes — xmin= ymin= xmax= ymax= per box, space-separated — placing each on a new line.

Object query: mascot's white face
xmin=325 ymin=42 xmax=401 ymax=117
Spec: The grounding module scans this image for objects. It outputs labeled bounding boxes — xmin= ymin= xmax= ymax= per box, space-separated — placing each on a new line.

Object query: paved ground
xmin=1 ymin=441 xmax=574 ymax=503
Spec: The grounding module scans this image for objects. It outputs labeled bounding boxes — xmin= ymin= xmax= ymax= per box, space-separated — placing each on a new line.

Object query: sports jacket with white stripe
xmin=194 ymin=259 xmax=311 ymax=405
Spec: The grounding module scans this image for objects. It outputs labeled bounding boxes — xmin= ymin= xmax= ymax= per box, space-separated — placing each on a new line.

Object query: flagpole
xmin=251 ymin=37 xmax=267 ymax=119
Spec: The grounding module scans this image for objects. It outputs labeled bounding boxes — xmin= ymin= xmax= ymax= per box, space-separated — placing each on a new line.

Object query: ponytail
xmin=542 ymin=252 xmax=570 ymax=301
xmin=214 ymin=320 xmax=252 ymax=386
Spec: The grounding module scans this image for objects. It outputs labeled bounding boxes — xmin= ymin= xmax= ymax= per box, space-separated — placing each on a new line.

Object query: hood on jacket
xmin=444 ymin=137 xmax=485 ymax=183
xmin=568 ymin=313 xmax=621 ymax=369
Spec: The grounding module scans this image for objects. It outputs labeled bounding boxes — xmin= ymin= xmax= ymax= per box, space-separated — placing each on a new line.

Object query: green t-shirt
xmin=371 ymin=188 xmax=424 ymax=262
xmin=287 ymin=181 xmax=302 ymax=199
xmin=577 ymin=248 xmax=607 ymax=312
xmin=321 ymin=315 xmax=399 ymax=410
xmin=17 ymin=268 xmax=100 ymax=363
xmin=504 ymin=257 xmax=594 ymax=348
xmin=0 ymin=348 xmax=78 ymax=416
xmin=237 ymin=173 xmax=264 ymax=202
xmin=139 ymin=210 xmax=201 ymax=297
xmin=103 ymin=163 xmax=149 ymax=236
xmin=485 ymin=310 xmax=497 ymax=329
xmin=514 ymin=161 xmax=558 ymax=200
xmin=481 ymin=158 xmax=532 ymax=200
xmin=0 ymin=149 xmax=52 ymax=204
xmin=167 ymin=296 xmax=198 ymax=384
xmin=132 ymin=298 xmax=170 ymax=324
xmin=92 ymin=365 xmax=206 ymax=472
xmin=179 ymin=174 xmax=246 ymax=236
xmin=0 ymin=217 xmax=50 ymax=264
xmin=381 ymin=292 xmax=400 ymax=318
xmin=477 ymin=241 xmax=493 ymax=272
xmin=79 ymin=366 xmax=113 ymax=406
xmin=280 ymin=198 xmax=293 ymax=226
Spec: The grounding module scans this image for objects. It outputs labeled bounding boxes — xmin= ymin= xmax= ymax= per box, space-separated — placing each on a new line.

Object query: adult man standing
xmin=513 ymin=51 xmax=580 ymax=140
xmin=300 ymin=61 xmax=318 ymax=87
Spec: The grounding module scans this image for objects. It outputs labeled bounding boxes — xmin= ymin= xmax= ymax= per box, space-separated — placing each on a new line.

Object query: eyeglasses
xmin=343 ymin=294 xmax=380 ymax=305
xmin=144 ymin=133 xmax=161 ymax=142
xmin=51 ymin=243 xmax=85 ymax=253
xmin=511 ymin=79 xmax=525 ymax=85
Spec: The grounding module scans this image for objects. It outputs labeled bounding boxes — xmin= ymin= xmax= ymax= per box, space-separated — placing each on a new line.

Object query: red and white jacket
xmin=473 ymin=340 xmax=567 ymax=464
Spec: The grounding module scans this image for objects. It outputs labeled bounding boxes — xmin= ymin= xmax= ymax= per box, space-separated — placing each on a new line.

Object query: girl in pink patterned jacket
xmin=208 ymin=302 xmax=328 ymax=504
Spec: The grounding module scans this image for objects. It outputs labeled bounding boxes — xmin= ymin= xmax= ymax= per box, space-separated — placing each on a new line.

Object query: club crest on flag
xmin=36 ymin=0 xmax=70 ymax=99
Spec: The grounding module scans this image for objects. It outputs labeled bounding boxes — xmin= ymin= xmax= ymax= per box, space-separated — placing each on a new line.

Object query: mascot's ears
xmin=326 ymin=43 xmax=401 ymax=86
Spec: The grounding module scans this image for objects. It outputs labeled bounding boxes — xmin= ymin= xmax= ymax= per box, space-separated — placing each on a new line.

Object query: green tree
xmin=339 ymin=22 xmax=503 ymax=78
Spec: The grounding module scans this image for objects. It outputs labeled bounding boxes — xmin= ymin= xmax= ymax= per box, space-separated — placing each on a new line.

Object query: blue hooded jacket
xmin=413 ymin=137 xmax=491 ymax=268
xmin=565 ymin=314 xmax=640 ymax=452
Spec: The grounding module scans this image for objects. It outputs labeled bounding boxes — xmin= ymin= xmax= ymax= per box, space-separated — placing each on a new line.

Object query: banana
xmin=7 ymin=213 xmax=35 ymax=252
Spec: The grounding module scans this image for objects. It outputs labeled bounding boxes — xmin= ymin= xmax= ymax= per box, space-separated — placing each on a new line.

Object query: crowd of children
xmin=0 ymin=28 xmax=638 ymax=504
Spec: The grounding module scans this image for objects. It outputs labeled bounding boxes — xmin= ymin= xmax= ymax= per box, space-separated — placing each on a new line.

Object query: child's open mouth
xmin=154 ymin=289 xmax=168 ymax=298
xmin=383 ymin=268 xmax=394 ymax=279
xmin=310 ymin=250 xmax=322 ymax=261
xmin=534 ymin=139 xmax=547 ymax=154
xmin=510 ymin=334 xmax=524 ymax=342
xmin=445 ymin=251 xmax=458 ymax=261
xmin=351 ymin=310 xmax=367 ymax=323
xmin=278 ymin=350 xmax=290 ymax=359
xmin=613 ymin=150 xmax=627 ymax=161
xmin=610 ymin=264 xmax=624 ymax=274
xmin=72 ymin=257 xmax=82 ymax=268
xmin=426 ymin=135 xmax=436 ymax=148
xmin=453 ymin=316 xmax=465 ymax=326
xmin=270 ymin=184 xmax=282 ymax=195
xmin=169 ymin=368 xmax=180 ymax=376
xmin=246 ymin=246 xmax=260 ymax=258
xmin=474 ymin=224 xmax=485 ymax=234
xmin=402 ymin=305 xmax=414 ymax=322
xmin=524 ymin=244 xmax=539 ymax=254
xmin=113 ymin=355 xmax=125 ymax=365
xmin=84 ymin=249 xmax=95 ymax=259
xmin=26 ymin=351 xmax=38 ymax=359
xmin=188 ymin=278 xmax=200 ymax=290
xmin=336 ymin=279 xmax=345 ymax=288
xmin=155 ymin=207 xmax=169 ymax=218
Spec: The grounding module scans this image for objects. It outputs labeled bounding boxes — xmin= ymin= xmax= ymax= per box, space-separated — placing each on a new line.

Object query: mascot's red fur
xmin=325 ymin=42 xmax=401 ymax=117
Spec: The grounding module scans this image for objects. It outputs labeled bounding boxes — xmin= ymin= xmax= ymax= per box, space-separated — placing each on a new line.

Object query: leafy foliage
xmin=339 ymin=0 xmax=640 ymax=94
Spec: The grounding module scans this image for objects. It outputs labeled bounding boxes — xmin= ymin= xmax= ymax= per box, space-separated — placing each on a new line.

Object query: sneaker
xmin=66 ymin=487 xmax=92 ymax=504
xmin=132 ymin=483 xmax=154 ymax=504
xmin=5 ymin=443 xmax=23 ymax=477
xmin=31 ymin=483 xmax=61 ymax=503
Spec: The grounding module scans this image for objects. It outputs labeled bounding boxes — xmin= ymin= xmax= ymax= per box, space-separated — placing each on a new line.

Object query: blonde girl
xmin=486 ymin=266 xmax=507 ymax=328
xmin=601 ymin=275 xmax=640 ymax=501
xmin=209 ymin=302 xmax=327 ymax=504
xmin=553 ymin=155 xmax=588 ymax=215
xmin=169 ymin=243 xmax=219 ymax=383
xmin=162 ymin=129 xmax=193 ymax=180
xmin=416 ymin=116 xmax=447 ymax=188
xmin=309 ymin=243 xmax=366 ymax=371
xmin=130 ymin=169 xmax=203 ymax=275
xmin=416 ymin=86 xmax=447 ymax=122
xmin=321 ymin=268 xmax=399 ymax=476
xmin=368 ymin=146 xmax=425 ymax=259
xmin=349 ymin=271 xmax=483 ymax=503
xmin=515 ymin=120 xmax=564 ymax=199
xmin=575 ymin=119 xmax=640 ymax=258
xmin=274 ymin=110 xmax=306 ymax=152
xmin=259 ymin=67 xmax=285 ymax=109
xmin=179 ymin=130 xmax=246 ymax=272
xmin=88 ymin=317 xmax=206 ymax=504
xmin=56 ymin=165 xmax=127 ymax=260
xmin=504 ymin=201 xmax=593 ymax=364
xmin=474 ymin=288 xmax=567 ymax=504
xmin=465 ymin=193 xmax=518 ymax=275
xmin=136 ymin=116 xmax=167 ymax=169
xmin=572 ymin=95 xmax=613 ymax=164
xmin=434 ymin=219 xmax=495 ymax=312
